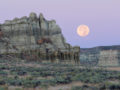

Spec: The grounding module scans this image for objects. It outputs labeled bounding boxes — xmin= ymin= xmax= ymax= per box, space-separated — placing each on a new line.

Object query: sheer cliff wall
xmin=0 ymin=12 xmax=80 ymax=53
xmin=80 ymin=46 xmax=120 ymax=67
xmin=0 ymin=12 xmax=80 ymax=63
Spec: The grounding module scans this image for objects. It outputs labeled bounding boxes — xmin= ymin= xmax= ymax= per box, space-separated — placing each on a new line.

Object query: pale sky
xmin=0 ymin=0 xmax=120 ymax=48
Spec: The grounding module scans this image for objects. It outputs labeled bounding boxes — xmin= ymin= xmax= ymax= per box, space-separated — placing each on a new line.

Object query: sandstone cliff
xmin=0 ymin=12 xmax=80 ymax=54
xmin=80 ymin=45 xmax=120 ymax=66
xmin=0 ymin=12 xmax=80 ymax=64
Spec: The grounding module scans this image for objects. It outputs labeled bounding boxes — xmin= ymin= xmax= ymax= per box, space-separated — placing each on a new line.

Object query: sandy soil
xmin=105 ymin=67 xmax=120 ymax=71
xmin=6 ymin=81 xmax=98 ymax=90
xmin=48 ymin=81 xmax=98 ymax=90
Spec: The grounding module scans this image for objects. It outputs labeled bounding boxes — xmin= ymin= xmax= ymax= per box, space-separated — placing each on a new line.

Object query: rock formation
xmin=98 ymin=50 xmax=119 ymax=66
xmin=80 ymin=45 xmax=120 ymax=66
xmin=0 ymin=12 xmax=80 ymax=63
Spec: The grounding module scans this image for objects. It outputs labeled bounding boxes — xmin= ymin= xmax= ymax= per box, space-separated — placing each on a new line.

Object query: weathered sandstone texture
xmin=0 ymin=12 xmax=80 ymax=63
xmin=80 ymin=46 xmax=120 ymax=66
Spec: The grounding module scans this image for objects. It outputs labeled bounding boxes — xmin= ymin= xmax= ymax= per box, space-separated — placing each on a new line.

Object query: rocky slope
xmin=80 ymin=45 xmax=120 ymax=66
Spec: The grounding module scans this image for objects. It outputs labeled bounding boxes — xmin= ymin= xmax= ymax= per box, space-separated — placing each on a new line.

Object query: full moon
xmin=77 ymin=25 xmax=90 ymax=37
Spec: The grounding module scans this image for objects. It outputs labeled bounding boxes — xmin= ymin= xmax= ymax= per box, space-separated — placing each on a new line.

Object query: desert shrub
xmin=10 ymin=67 xmax=26 ymax=72
xmin=0 ymin=65 xmax=9 ymax=70
xmin=40 ymin=71 xmax=54 ymax=77
xmin=26 ymin=76 xmax=34 ymax=80
xmin=55 ymin=76 xmax=66 ymax=84
xmin=40 ymin=83 xmax=49 ymax=89
xmin=31 ymin=70 xmax=55 ymax=77
xmin=71 ymin=69 xmax=118 ymax=83
xmin=0 ymin=59 xmax=9 ymax=63
xmin=1 ymin=60 xmax=120 ymax=88
xmin=10 ymin=71 xmax=17 ymax=75
xmin=9 ymin=79 xmax=22 ymax=86
xmin=109 ymin=84 xmax=120 ymax=90
xmin=55 ymin=76 xmax=71 ymax=84
xmin=100 ymin=82 xmax=120 ymax=90
xmin=38 ymin=79 xmax=57 ymax=87
xmin=10 ymin=67 xmax=27 ymax=76
xmin=0 ymin=79 xmax=6 ymax=85
xmin=26 ymin=67 xmax=35 ymax=72
xmin=0 ymin=86 xmax=8 ymax=90
xmin=72 ymin=73 xmax=85 ymax=81
xmin=22 ymin=80 xmax=31 ymax=87
xmin=15 ymin=88 xmax=24 ymax=90
xmin=71 ymin=85 xmax=98 ymax=90
xmin=17 ymin=70 xmax=27 ymax=76
xmin=14 ymin=75 xmax=19 ymax=79
xmin=48 ymin=79 xmax=57 ymax=86
xmin=22 ymin=79 xmax=41 ymax=88
xmin=31 ymin=71 xmax=41 ymax=77
xmin=0 ymin=71 xmax=8 ymax=76
xmin=28 ymin=80 xmax=41 ymax=88
xmin=71 ymin=86 xmax=82 ymax=90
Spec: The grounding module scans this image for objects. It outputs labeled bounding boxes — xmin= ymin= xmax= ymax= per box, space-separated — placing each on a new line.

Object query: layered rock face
xmin=0 ymin=12 xmax=80 ymax=55
xmin=98 ymin=50 xmax=119 ymax=66
xmin=80 ymin=46 xmax=120 ymax=66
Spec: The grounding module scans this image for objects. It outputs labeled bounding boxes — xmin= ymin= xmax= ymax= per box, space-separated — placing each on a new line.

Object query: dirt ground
xmin=7 ymin=81 xmax=98 ymax=90
xmin=48 ymin=81 xmax=98 ymax=90
xmin=105 ymin=67 xmax=120 ymax=71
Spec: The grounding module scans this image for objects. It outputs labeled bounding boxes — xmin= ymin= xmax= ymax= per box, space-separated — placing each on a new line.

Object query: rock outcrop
xmin=80 ymin=45 xmax=120 ymax=66
xmin=98 ymin=50 xmax=119 ymax=66
xmin=0 ymin=12 xmax=80 ymax=63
